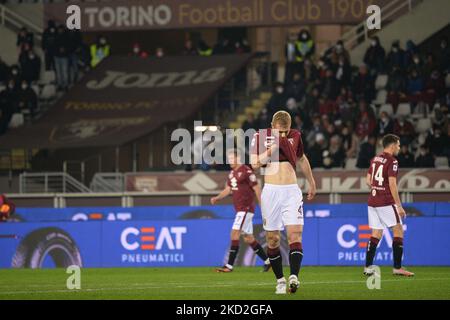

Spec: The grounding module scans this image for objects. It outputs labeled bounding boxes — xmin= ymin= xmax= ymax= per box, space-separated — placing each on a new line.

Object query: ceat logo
xmin=337 ymin=224 xmax=407 ymax=249
xmin=121 ymin=226 xmax=187 ymax=251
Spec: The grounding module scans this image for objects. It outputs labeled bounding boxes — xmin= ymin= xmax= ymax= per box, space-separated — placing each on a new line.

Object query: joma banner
xmin=45 ymin=0 xmax=396 ymax=31
xmin=0 ymin=54 xmax=251 ymax=149
xmin=125 ymin=169 xmax=450 ymax=192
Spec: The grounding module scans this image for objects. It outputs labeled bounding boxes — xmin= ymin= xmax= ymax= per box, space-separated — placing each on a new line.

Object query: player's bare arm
xmin=252 ymin=184 xmax=262 ymax=206
xmin=366 ymin=173 xmax=372 ymax=188
xmin=210 ymin=186 xmax=232 ymax=205
xmin=388 ymin=177 xmax=406 ymax=218
xmin=250 ymin=144 xmax=277 ymax=170
xmin=298 ymin=155 xmax=316 ymax=201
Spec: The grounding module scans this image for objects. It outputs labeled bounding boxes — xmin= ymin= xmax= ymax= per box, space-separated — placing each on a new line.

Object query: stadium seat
xmin=416 ymin=118 xmax=432 ymax=133
xmin=446 ymin=73 xmax=450 ymax=88
xmin=8 ymin=113 xmax=24 ymax=128
xmin=41 ymin=71 xmax=56 ymax=85
xmin=373 ymin=90 xmax=387 ymax=105
xmin=345 ymin=158 xmax=357 ymax=170
xmin=396 ymin=103 xmax=411 ymax=117
xmin=40 ymin=84 xmax=56 ymax=100
xmin=375 ymin=74 xmax=388 ymax=90
xmin=435 ymin=157 xmax=449 ymax=168
xmin=379 ymin=104 xmax=394 ymax=116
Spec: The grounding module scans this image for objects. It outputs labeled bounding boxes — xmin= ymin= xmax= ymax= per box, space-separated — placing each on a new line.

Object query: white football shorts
xmin=368 ymin=204 xmax=403 ymax=229
xmin=232 ymin=211 xmax=254 ymax=235
xmin=261 ymin=184 xmax=304 ymax=231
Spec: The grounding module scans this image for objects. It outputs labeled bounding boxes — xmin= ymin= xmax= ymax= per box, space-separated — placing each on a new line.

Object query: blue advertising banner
xmin=14 ymin=202 xmax=450 ymax=222
xmin=0 ymin=217 xmax=449 ymax=268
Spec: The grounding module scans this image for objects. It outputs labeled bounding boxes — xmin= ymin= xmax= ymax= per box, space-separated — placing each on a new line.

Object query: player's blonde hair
xmin=271 ymin=111 xmax=291 ymax=129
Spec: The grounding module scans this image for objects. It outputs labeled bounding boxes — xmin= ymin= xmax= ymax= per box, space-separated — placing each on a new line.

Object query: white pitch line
xmin=0 ymin=277 xmax=449 ymax=296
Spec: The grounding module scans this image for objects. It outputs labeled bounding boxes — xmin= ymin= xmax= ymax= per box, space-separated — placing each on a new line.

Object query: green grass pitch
xmin=0 ymin=266 xmax=449 ymax=300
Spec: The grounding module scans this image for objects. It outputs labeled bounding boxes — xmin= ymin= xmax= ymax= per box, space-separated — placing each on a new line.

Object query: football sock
xmin=267 ymin=247 xmax=284 ymax=279
xmin=227 ymin=240 xmax=240 ymax=267
xmin=289 ymin=242 xmax=303 ymax=276
xmin=250 ymin=240 xmax=269 ymax=263
xmin=365 ymin=236 xmax=380 ymax=267
xmin=393 ymin=237 xmax=403 ymax=269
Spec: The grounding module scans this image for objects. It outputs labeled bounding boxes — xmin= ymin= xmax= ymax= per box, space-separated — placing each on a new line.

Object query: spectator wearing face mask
xmin=91 ymin=35 xmax=110 ymax=68
xmin=295 ymin=29 xmax=315 ymax=64
xmin=130 ymin=43 xmax=149 ymax=58
xmin=404 ymin=40 xmax=419 ymax=69
xmin=376 ymin=111 xmax=394 ymax=137
xmin=386 ymin=41 xmax=406 ymax=71
xmin=17 ymin=80 xmax=37 ymax=117
xmin=19 ymin=49 xmax=41 ymax=83
xmin=0 ymin=80 xmax=18 ymax=134
xmin=308 ymin=132 xmax=327 ymax=168
xmin=8 ymin=65 xmax=22 ymax=85
xmin=363 ymin=36 xmax=386 ymax=75
xmin=266 ymin=82 xmax=288 ymax=116
xmin=397 ymin=145 xmax=415 ymax=168
xmin=415 ymin=145 xmax=434 ymax=168
xmin=42 ymin=20 xmax=58 ymax=70
xmin=333 ymin=55 xmax=352 ymax=88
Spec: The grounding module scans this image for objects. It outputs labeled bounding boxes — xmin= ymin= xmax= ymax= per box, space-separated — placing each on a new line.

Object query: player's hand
xmin=210 ymin=197 xmax=219 ymax=205
xmin=397 ymin=206 xmax=406 ymax=218
xmin=307 ymin=184 xmax=316 ymax=201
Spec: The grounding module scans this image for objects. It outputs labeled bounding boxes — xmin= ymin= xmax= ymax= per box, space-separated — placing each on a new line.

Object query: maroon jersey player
xmin=364 ymin=134 xmax=414 ymax=277
xmin=210 ymin=149 xmax=271 ymax=273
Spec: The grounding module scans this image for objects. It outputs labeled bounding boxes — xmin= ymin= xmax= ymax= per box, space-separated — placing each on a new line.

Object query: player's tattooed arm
xmin=298 ymin=155 xmax=316 ymax=200
xmin=252 ymin=184 xmax=262 ymax=206
xmin=210 ymin=186 xmax=232 ymax=205
xmin=388 ymin=177 xmax=406 ymax=217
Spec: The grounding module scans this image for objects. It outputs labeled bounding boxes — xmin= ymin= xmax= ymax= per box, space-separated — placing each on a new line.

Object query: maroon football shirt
xmin=227 ymin=165 xmax=258 ymax=213
xmin=250 ymin=128 xmax=304 ymax=169
xmin=367 ymin=152 xmax=399 ymax=207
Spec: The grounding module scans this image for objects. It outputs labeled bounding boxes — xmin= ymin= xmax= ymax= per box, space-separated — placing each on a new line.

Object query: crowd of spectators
xmin=243 ymin=29 xmax=450 ymax=169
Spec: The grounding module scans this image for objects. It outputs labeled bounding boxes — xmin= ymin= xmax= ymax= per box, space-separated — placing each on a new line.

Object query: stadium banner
xmin=0 ymin=54 xmax=251 ymax=149
xmin=44 ymin=0 xmax=396 ymax=31
xmin=12 ymin=202 xmax=450 ymax=222
xmin=125 ymin=169 xmax=450 ymax=192
xmin=1 ymin=217 xmax=449 ymax=268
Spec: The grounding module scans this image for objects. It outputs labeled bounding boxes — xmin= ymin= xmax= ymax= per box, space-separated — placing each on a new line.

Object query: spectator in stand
xmin=334 ymin=54 xmax=352 ymax=89
xmin=433 ymin=106 xmax=449 ymax=132
xmin=422 ymin=52 xmax=437 ymax=78
xmin=355 ymin=111 xmax=376 ymax=139
xmin=0 ymin=56 xmax=10 ymax=84
xmin=197 ymin=40 xmax=213 ymax=57
xmin=393 ymin=115 xmax=415 ymax=145
xmin=8 ymin=65 xmax=21 ymax=85
xmin=266 ymin=82 xmax=288 ymax=116
xmin=285 ymin=72 xmax=305 ymax=102
xmin=376 ymin=111 xmax=394 ymax=137
xmin=213 ymin=38 xmax=234 ymax=55
xmin=234 ymin=38 xmax=251 ymax=54
xmin=0 ymin=80 xmax=17 ymax=134
xmin=42 ymin=20 xmax=57 ymax=70
xmin=294 ymin=29 xmax=315 ymax=64
xmin=54 ymin=25 xmax=70 ymax=91
xmin=90 ymin=35 xmax=110 ymax=68
xmin=300 ymin=86 xmax=320 ymax=118
xmin=305 ymin=114 xmax=325 ymax=148
xmin=404 ymin=40 xmax=419 ymax=69
xmin=386 ymin=40 xmax=406 ymax=71
xmin=308 ymin=132 xmax=327 ymax=168
xmin=397 ymin=145 xmax=415 ymax=168
xmin=318 ymin=94 xmax=338 ymax=117
xmin=363 ymin=36 xmax=385 ymax=75
xmin=406 ymin=69 xmax=424 ymax=104
xmin=155 ymin=47 xmax=165 ymax=58
xmin=425 ymin=70 xmax=446 ymax=105
xmin=182 ymin=39 xmax=197 ymax=56
xmin=325 ymin=135 xmax=346 ymax=168
xmin=130 ymin=43 xmax=149 ymax=58
xmin=17 ymin=80 xmax=37 ymax=116
xmin=241 ymin=113 xmax=256 ymax=132
xmin=437 ymin=37 xmax=450 ymax=72
xmin=386 ymin=65 xmax=407 ymax=111
xmin=256 ymin=108 xmax=270 ymax=129
xmin=19 ymin=48 xmax=41 ymax=83
xmin=321 ymin=68 xmax=339 ymax=100
xmin=293 ymin=113 xmax=307 ymax=134
xmin=426 ymin=125 xmax=448 ymax=156
xmin=356 ymin=135 xmax=376 ymax=168
xmin=341 ymin=124 xmax=360 ymax=159
xmin=415 ymin=145 xmax=435 ymax=168
xmin=352 ymin=64 xmax=375 ymax=102
xmin=67 ymin=29 xmax=83 ymax=86
xmin=17 ymin=27 xmax=33 ymax=54
xmin=325 ymin=40 xmax=351 ymax=65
